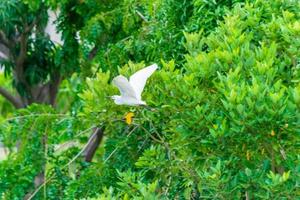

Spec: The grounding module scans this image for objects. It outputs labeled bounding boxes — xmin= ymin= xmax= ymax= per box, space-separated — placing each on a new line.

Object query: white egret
xmin=111 ymin=64 xmax=158 ymax=106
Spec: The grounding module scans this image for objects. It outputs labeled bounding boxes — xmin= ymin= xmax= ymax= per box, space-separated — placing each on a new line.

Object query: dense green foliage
xmin=0 ymin=0 xmax=300 ymax=199
xmin=55 ymin=0 xmax=247 ymax=75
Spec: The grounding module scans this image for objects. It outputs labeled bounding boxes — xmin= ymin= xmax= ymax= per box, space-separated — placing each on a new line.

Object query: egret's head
xmin=111 ymin=95 xmax=122 ymax=104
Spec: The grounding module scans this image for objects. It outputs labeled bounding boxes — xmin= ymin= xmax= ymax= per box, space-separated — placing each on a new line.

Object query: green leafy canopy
xmin=0 ymin=0 xmax=299 ymax=199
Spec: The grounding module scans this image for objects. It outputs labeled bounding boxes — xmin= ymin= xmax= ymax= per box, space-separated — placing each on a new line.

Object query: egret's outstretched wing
xmin=129 ymin=64 xmax=158 ymax=100
xmin=112 ymin=75 xmax=137 ymax=98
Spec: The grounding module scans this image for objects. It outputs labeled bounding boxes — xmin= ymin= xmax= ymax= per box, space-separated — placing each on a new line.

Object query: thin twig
xmin=64 ymin=130 xmax=100 ymax=167
xmin=137 ymin=137 xmax=149 ymax=153
xmin=133 ymin=123 xmax=163 ymax=144
xmin=149 ymin=121 xmax=172 ymax=159
xmin=136 ymin=10 xmax=148 ymax=22
xmin=164 ymin=175 xmax=172 ymax=197
xmin=27 ymin=173 xmax=55 ymax=200
xmin=104 ymin=125 xmax=139 ymax=163
xmin=127 ymin=125 xmax=139 ymax=137
xmin=4 ymin=113 xmax=70 ymax=122
xmin=75 ymin=126 xmax=97 ymax=138
xmin=104 ymin=147 xmax=119 ymax=163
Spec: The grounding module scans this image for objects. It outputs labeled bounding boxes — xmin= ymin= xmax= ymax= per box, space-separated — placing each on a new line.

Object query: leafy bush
xmin=78 ymin=0 xmax=300 ymax=199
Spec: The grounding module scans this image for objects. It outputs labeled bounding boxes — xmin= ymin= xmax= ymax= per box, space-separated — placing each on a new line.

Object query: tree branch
xmin=14 ymin=33 xmax=33 ymax=104
xmin=87 ymin=33 xmax=110 ymax=62
xmin=23 ymin=4 xmax=43 ymax=35
xmin=82 ymin=127 xmax=104 ymax=162
xmin=16 ymin=34 xmax=27 ymax=71
xmin=0 ymin=86 xmax=23 ymax=108
xmin=35 ymin=83 xmax=50 ymax=103
xmin=49 ymin=74 xmax=62 ymax=106
xmin=0 ymin=31 xmax=10 ymax=48
xmin=88 ymin=46 xmax=99 ymax=61
xmin=25 ymin=19 xmax=37 ymax=34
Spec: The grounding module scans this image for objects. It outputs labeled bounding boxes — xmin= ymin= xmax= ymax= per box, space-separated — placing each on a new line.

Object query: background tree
xmin=0 ymin=1 xmax=56 ymax=107
xmin=0 ymin=1 xmax=96 ymax=197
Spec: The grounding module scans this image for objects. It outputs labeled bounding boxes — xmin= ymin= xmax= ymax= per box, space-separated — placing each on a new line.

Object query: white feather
xmin=129 ymin=64 xmax=158 ymax=100
xmin=112 ymin=75 xmax=137 ymax=98
xmin=111 ymin=64 xmax=158 ymax=105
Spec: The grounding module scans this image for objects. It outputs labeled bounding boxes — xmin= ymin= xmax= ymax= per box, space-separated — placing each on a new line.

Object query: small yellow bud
xmin=271 ymin=130 xmax=275 ymax=136
xmin=125 ymin=112 xmax=134 ymax=125
xmin=213 ymin=124 xmax=218 ymax=129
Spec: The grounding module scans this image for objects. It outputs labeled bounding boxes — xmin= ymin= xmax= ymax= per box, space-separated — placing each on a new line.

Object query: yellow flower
xmin=125 ymin=112 xmax=134 ymax=125
xmin=271 ymin=130 xmax=275 ymax=136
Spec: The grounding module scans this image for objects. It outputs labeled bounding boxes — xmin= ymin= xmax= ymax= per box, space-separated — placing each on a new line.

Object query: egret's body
xmin=112 ymin=64 xmax=158 ymax=106
xmin=111 ymin=95 xmax=146 ymax=105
